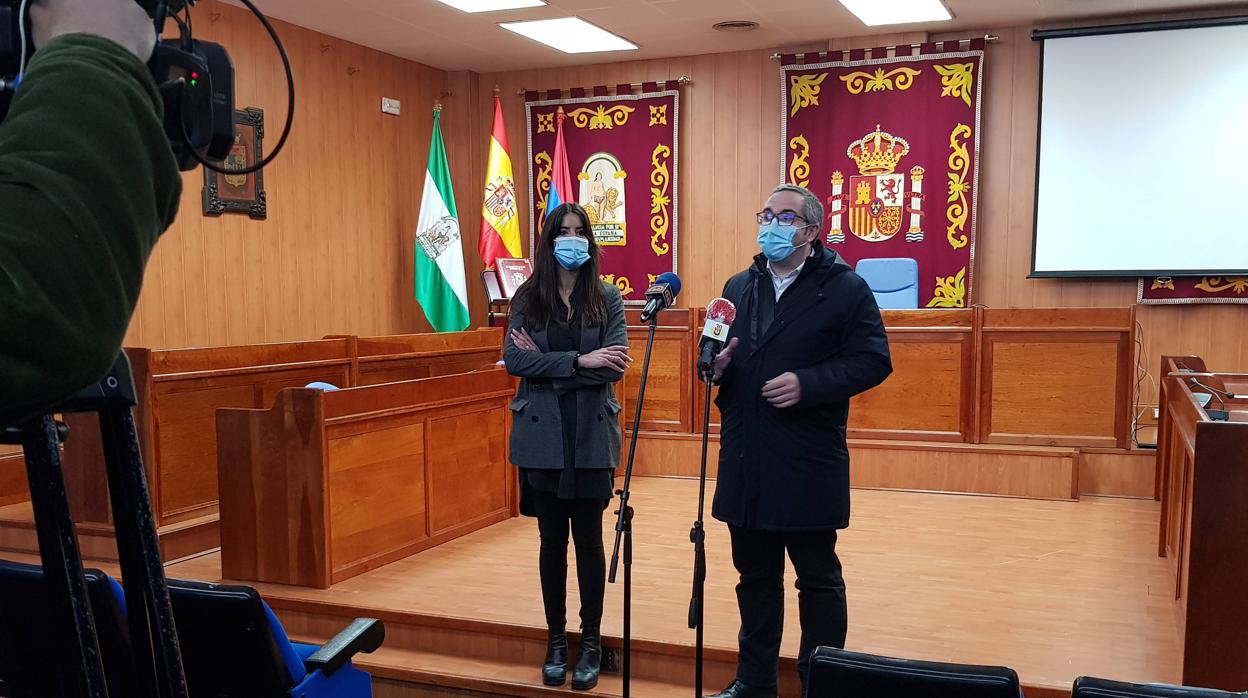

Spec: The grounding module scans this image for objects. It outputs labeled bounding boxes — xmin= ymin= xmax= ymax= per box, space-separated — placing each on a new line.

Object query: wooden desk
xmin=216 ymin=368 xmax=515 ymax=588
xmin=978 ymin=308 xmax=1133 ymax=448
xmin=1156 ymin=372 xmax=1248 ymax=691
xmin=692 ymin=308 xmax=978 ymax=441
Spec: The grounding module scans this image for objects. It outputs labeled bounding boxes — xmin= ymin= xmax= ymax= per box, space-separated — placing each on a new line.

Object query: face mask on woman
xmin=554 ymin=236 xmax=590 ymax=270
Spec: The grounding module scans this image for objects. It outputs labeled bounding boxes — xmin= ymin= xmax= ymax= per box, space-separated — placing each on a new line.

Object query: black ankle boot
xmin=543 ymin=630 xmax=569 ymax=686
xmin=571 ymin=631 xmax=601 ymax=690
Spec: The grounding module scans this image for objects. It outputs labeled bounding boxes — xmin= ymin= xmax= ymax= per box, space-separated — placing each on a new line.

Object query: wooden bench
xmin=351 ymin=328 xmax=503 ymax=385
xmin=0 ymin=331 xmax=504 ymax=561
xmin=216 ymin=368 xmax=516 ymax=588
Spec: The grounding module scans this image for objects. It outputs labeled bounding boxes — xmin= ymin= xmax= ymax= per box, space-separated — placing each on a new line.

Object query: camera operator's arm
xmin=0 ymin=0 xmax=181 ymax=426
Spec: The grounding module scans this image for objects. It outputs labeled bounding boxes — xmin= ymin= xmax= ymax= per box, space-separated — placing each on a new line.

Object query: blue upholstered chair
xmin=0 ymin=559 xmax=137 ymax=697
xmin=855 ymin=257 xmax=920 ymax=309
xmin=806 ymin=647 xmax=1022 ymax=698
xmin=1073 ymin=677 xmax=1248 ymax=698
xmin=167 ymin=578 xmax=384 ymax=698
xmin=0 ymin=560 xmax=383 ymax=698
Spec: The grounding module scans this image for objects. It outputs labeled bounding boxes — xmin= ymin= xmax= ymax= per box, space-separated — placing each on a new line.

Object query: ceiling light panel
xmin=435 ymin=0 xmax=547 ymax=13
xmin=499 ymin=17 xmax=639 ymax=54
xmin=837 ymin=0 xmax=952 ymax=27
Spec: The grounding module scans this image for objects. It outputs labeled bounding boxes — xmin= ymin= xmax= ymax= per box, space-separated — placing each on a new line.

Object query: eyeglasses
xmin=756 ymin=210 xmax=805 ymax=226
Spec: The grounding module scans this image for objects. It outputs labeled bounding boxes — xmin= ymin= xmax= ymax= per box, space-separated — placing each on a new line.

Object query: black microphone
xmin=640 ymin=272 xmax=681 ymax=323
xmin=697 ymin=298 xmax=737 ymax=377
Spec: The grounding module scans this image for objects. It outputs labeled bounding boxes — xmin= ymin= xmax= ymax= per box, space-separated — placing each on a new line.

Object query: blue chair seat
xmin=167 ymin=578 xmax=384 ymax=697
xmin=0 ymin=559 xmax=136 ymax=697
xmin=856 ymin=257 xmax=919 ymax=310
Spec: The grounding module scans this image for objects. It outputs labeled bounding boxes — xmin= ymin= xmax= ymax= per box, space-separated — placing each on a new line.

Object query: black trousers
xmin=728 ymin=525 xmax=846 ymax=690
xmin=532 ymin=489 xmax=607 ymax=633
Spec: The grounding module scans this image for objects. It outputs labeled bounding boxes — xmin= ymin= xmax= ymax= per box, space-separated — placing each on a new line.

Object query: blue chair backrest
xmin=856 ymin=257 xmax=919 ymax=309
xmin=807 ymin=647 xmax=1021 ymax=698
xmin=0 ymin=559 xmax=136 ymax=698
xmin=167 ymin=578 xmax=307 ymax=697
xmin=1074 ymin=676 xmax=1248 ymax=697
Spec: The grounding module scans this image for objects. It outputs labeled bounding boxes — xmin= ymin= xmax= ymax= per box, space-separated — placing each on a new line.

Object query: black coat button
xmin=531 ymin=416 xmax=539 ymax=422
xmin=598 ymin=414 xmax=604 ymax=422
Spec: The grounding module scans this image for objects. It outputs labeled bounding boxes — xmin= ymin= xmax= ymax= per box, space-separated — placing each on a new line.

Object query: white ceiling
xmin=230 ymin=0 xmax=1247 ymax=73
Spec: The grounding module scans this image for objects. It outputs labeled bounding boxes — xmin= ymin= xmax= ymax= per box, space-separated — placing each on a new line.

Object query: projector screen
xmin=1031 ymin=19 xmax=1248 ymax=277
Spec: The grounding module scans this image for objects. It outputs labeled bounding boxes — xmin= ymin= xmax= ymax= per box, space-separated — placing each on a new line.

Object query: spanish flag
xmin=478 ymin=95 xmax=523 ymax=269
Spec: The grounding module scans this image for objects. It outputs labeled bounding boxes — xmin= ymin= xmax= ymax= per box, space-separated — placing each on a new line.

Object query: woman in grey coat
xmin=504 ymin=202 xmax=630 ymax=691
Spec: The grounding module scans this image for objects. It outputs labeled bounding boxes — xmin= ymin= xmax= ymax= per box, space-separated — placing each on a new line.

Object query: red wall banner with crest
xmin=781 ymin=41 xmax=985 ymax=308
xmin=526 ymin=86 xmax=680 ymax=303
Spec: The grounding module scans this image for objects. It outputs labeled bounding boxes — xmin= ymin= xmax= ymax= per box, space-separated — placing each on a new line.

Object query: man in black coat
xmin=705 ymin=184 xmax=892 ymax=698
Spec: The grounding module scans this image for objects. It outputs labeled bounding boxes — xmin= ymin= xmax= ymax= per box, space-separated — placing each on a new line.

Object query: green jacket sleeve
xmin=0 ymin=34 xmax=182 ymax=427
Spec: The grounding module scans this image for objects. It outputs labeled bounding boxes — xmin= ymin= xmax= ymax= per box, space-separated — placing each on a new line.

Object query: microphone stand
xmin=688 ymin=362 xmax=715 ymax=698
xmin=609 ymin=312 xmax=660 ymax=698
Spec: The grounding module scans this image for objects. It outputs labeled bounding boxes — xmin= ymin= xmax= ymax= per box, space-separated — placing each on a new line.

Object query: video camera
xmin=0 ymin=0 xmax=291 ymax=172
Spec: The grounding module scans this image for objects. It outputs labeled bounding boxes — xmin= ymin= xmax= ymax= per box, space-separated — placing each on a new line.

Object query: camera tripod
xmin=1 ymin=354 xmax=188 ymax=697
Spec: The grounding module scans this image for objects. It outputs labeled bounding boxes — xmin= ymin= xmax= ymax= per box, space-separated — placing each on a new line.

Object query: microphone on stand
xmin=640 ymin=272 xmax=682 ymax=323
xmin=697 ymin=298 xmax=737 ymax=378
xmin=610 ymin=269 xmax=680 ymax=698
xmin=688 ymin=296 xmax=737 ymax=698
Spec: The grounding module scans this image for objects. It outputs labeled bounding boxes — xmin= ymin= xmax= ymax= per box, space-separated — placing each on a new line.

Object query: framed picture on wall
xmin=202 ymin=107 xmax=267 ymax=220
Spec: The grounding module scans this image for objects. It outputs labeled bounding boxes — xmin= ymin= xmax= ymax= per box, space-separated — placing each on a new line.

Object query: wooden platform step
xmin=0 ymin=502 xmax=218 ymax=564
xmin=343 ymin=645 xmax=690 ymax=698
xmin=269 ymin=596 xmax=776 ymax=696
xmin=627 ymin=432 xmax=1083 ymax=500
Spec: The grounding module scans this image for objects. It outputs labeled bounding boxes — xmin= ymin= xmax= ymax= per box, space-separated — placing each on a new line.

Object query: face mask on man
xmin=554 ymin=236 xmax=591 ymax=270
xmin=757 ymin=220 xmax=809 ymax=262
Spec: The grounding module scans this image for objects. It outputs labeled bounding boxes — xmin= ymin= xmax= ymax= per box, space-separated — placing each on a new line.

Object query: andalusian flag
xmin=479 ymin=95 xmax=523 ymax=269
xmin=546 ymin=107 xmax=576 ymax=218
xmin=414 ymin=107 xmax=470 ymax=332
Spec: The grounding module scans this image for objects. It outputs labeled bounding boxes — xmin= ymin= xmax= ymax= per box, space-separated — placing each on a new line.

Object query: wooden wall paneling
xmin=127 ymin=1 xmax=457 ymax=350
xmin=217 ymin=388 xmax=330 ymax=588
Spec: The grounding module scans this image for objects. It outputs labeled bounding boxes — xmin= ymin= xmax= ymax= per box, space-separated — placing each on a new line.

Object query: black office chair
xmin=806 ymin=647 xmax=1022 ymax=698
xmin=1074 ymin=676 xmax=1248 ymax=697
xmin=167 ymin=578 xmax=385 ymax=698
xmin=0 ymin=559 xmax=136 ymax=698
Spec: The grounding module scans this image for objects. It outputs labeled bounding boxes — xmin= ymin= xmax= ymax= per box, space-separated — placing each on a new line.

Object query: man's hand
xmin=510 ymin=328 xmax=539 ymax=352
xmin=711 ymin=337 xmax=739 ymax=383
xmin=762 ymin=372 xmax=801 ymax=409
xmin=32 ymin=0 xmax=157 ymax=62
xmin=578 ymin=346 xmax=631 ymax=372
